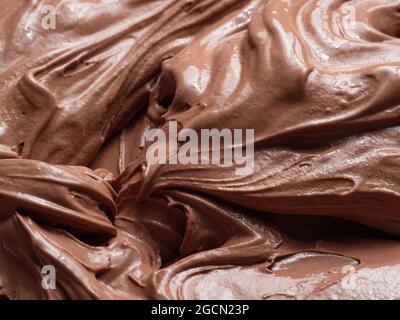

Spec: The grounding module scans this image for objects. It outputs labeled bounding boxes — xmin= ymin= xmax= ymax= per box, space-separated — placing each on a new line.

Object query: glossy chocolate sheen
xmin=1 ymin=0 xmax=400 ymax=300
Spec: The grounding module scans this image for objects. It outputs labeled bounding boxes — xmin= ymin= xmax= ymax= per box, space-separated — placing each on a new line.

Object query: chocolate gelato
xmin=1 ymin=0 xmax=400 ymax=300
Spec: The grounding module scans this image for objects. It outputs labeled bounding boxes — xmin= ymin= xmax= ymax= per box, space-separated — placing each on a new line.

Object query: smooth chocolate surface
xmin=1 ymin=0 xmax=400 ymax=300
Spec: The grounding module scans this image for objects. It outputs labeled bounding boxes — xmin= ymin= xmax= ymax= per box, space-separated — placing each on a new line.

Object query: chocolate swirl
xmin=140 ymin=0 xmax=400 ymax=235
xmin=1 ymin=0 xmax=400 ymax=300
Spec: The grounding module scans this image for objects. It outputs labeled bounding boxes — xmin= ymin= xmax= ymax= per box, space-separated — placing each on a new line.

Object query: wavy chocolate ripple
xmin=0 ymin=159 xmax=116 ymax=236
xmin=142 ymin=0 xmax=400 ymax=234
xmin=2 ymin=0 xmax=400 ymax=300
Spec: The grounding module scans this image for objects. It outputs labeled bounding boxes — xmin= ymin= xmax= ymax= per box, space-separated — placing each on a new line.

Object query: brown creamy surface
xmin=1 ymin=0 xmax=400 ymax=300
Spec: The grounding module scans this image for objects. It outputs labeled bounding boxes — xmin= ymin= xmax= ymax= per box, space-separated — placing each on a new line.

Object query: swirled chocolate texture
xmin=1 ymin=0 xmax=400 ymax=300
